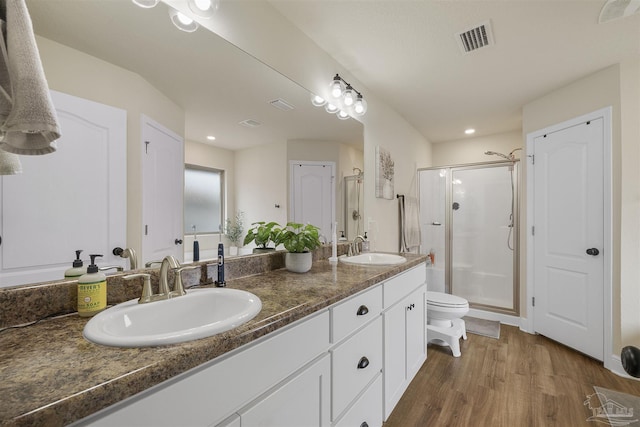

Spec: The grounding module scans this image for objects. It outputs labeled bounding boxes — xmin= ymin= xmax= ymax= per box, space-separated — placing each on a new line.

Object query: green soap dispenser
xmin=77 ymin=254 xmax=107 ymax=317
xmin=64 ymin=250 xmax=85 ymax=279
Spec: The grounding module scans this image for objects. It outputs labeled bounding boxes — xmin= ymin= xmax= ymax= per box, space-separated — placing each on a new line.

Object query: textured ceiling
xmin=269 ymin=0 xmax=640 ymax=143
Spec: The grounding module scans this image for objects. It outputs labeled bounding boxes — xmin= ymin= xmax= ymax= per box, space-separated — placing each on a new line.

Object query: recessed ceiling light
xmin=465 ymin=128 xmax=476 ymax=135
xmin=206 ymin=135 xmax=216 ymax=141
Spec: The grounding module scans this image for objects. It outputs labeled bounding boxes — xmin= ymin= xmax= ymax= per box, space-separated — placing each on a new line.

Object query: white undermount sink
xmin=83 ymin=288 xmax=262 ymax=347
xmin=339 ymin=253 xmax=407 ymax=266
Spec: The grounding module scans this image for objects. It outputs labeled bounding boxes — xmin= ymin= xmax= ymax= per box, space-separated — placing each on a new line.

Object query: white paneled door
xmin=141 ymin=116 xmax=184 ymax=265
xmin=532 ymin=116 xmax=605 ymax=361
xmin=290 ymin=162 xmax=334 ymax=240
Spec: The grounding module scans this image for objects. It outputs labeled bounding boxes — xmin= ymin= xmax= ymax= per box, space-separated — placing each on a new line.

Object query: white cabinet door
xmin=383 ymin=297 xmax=406 ymax=418
xmin=241 ymin=354 xmax=330 ymax=427
xmin=405 ymin=286 xmax=426 ymax=380
xmin=0 ymin=90 xmax=126 ymax=287
xmin=383 ymin=283 xmax=427 ymax=420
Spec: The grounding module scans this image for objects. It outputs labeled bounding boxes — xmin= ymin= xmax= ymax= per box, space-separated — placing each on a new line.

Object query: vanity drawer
xmin=331 ymin=284 xmax=382 ymax=343
xmin=331 ymin=316 xmax=383 ymax=420
xmin=334 ymin=373 xmax=383 ymax=427
xmin=383 ymin=264 xmax=426 ymax=309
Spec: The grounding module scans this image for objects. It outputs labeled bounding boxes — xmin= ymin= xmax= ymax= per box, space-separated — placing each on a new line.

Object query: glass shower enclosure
xmin=419 ymin=162 xmax=519 ymax=315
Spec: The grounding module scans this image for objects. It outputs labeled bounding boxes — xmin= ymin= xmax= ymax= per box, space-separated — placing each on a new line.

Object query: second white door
xmin=531 ymin=114 xmax=605 ymax=361
xmin=290 ymin=162 xmax=334 ymax=240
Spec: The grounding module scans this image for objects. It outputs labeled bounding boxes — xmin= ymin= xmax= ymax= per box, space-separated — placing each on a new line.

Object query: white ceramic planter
xmin=285 ymin=252 xmax=313 ymax=273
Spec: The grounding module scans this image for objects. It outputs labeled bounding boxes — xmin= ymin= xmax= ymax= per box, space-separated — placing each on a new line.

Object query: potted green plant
xmin=276 ymin=222 xmax=322 ymax=273
xmin=243 ymin=221 xmax=281 ymax=253
xmin=224 ymin=211 xmax=244 ymax=256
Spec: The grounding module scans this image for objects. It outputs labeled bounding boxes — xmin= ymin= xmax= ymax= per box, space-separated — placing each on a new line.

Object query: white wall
xmin=235 ymin=142 xmax=289 ymax=249
xmin=432 ymin=130 xmax=522 ymax=166
xmin=37 ymin=36 xmax=184 ymax=260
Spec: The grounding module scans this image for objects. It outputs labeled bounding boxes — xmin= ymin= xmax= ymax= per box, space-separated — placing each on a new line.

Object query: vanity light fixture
xmin=169 ymin=7 xmax=199 ymax=32
xmin=131 ymin=0 xmax=159 ymax=8
xmin=312 ymin=73 xmax=368 ymax=119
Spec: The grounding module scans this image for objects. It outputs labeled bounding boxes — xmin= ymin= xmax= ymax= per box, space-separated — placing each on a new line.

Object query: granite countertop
xmin=0 ymin=254 xmax=426 ymax=427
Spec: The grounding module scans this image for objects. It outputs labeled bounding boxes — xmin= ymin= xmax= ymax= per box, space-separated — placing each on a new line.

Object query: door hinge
xmin=145 ymin=140 xmax=150 ymax=154
xmin=532 ymin=297 xmax=535 ymax=307
xmin=528 ymin=154 xmax=535 ymax=165
xmin=145 ymin=225 xmax=148 ymax=235
xmin=531 ymin=225 xmax=535 ymax=236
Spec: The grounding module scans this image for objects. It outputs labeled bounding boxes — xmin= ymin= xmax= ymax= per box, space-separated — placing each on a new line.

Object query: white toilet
xmin=426 ymin=291 xmax=469 ymax=357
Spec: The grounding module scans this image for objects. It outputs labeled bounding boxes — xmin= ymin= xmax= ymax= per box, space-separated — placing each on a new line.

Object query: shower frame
xmin=343 ymin=173 xmax=364 ymax=240
xmin=419 ymin=160 xmax=520 ymax=316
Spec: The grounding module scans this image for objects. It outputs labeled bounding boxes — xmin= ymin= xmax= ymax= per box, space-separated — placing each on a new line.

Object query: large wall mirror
xmin=1 ymin=0 xmax=363 ymax=288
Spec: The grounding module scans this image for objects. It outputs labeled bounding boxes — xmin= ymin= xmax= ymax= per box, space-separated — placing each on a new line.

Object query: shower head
xmin=484 ymin=151 xmax=511 ymax=161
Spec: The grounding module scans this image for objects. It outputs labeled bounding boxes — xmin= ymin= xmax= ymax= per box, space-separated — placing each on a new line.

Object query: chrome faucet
xmin=126 ymin=255 xmax=198 ymax=304
xmin=352 ymin=235 xmax=365 ymax=256
xmin=158 ymin=255 xmax=181 ymax=296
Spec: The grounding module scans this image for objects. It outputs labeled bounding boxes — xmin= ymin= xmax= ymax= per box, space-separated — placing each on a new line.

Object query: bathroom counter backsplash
xmin=0 ymin=249 xmax=426 ymax=427
xmin=0 ymin=244 xmax=347 ymax=328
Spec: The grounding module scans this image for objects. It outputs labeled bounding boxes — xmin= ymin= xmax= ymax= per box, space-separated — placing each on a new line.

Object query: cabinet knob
xmin=356 ymin=305 xmax=369 ymax=316
xmin=175 ymin=238 xmax=183 ymax=245
xmin=357 ymin=356 xmax=370 ymax=369
xmin=360 ymin=423 xmax=369 ymax=427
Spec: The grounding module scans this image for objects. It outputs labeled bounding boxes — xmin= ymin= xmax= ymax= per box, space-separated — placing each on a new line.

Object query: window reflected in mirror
xmin=184 ymin=165 xmax=224 ymax=234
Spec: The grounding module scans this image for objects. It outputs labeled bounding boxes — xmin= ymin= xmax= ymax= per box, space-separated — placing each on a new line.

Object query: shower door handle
xmin=586 ymin=248 xmax=600 ymax=256
xmin=431 ymin=222 xmax=442 ymax=226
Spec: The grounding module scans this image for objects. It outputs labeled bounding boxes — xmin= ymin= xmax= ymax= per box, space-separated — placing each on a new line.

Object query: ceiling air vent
xmin=269 ymin=98 xmax=295 ymax=111
xmin=238 ymin=119 xmax=262 ymax=128
xmin=455 ymin=20 xmax=494 ymax=54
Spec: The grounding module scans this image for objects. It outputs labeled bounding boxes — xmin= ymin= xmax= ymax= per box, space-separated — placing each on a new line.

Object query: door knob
xmin=175 ymin=239 xmax=183 ymax=245
xmin=586 ymin=248 xmax=599 ymax=256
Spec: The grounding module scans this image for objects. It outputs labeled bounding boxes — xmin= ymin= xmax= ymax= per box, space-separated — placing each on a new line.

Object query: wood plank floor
xmin=385 ymin=324 xmax=640 ymax=427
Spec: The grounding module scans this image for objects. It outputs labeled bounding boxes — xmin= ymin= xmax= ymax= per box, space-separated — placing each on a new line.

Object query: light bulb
xmin=337 ymin=110 xmax=350 ymax=120
xmin=329 ymin=75 xmax=344 ymax=99
xmin=353 ymin=95 xmax=367 ymax=116
xmin=325 ymin=103 xmax=339 ymax=114
xmin=169 ymin=8 xmax=199 ymax=32
xmin=343 ymin=86 xmax=355 ymax=106
xmin=310 ymin=93 xmax=327 ymax=107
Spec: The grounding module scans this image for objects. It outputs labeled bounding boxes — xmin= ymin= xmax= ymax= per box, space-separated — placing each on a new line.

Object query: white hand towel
xmin=0 ymin=18 xmax=21 ymax=174
xmin=0 ymin=19 xmax=13 ymax=127
xmin=403 ymin=196 xmax=421 ymax=251
xmin=0 ymin=0 xmax=59 ymax=155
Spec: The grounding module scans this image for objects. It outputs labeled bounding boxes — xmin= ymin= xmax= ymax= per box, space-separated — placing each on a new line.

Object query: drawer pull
xmin=356 ymin=305 xmax=369 ymax=316
xmin=360 ymin=423 xmax=369 ymax=427
xmin=357 ymin=356 xmax=370 ymax=369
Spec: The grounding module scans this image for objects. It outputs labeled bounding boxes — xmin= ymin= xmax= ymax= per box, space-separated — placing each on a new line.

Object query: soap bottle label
xmin=78 ymin=280 xmax=107 ymax=317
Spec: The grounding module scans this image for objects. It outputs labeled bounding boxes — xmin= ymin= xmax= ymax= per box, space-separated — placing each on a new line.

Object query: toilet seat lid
xmin=427 ymin=291 xmax=468 ymax=308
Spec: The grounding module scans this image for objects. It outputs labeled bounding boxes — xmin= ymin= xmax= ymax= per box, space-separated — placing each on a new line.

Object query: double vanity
xmin=0 ymin=249 xmax=427 ymax=427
